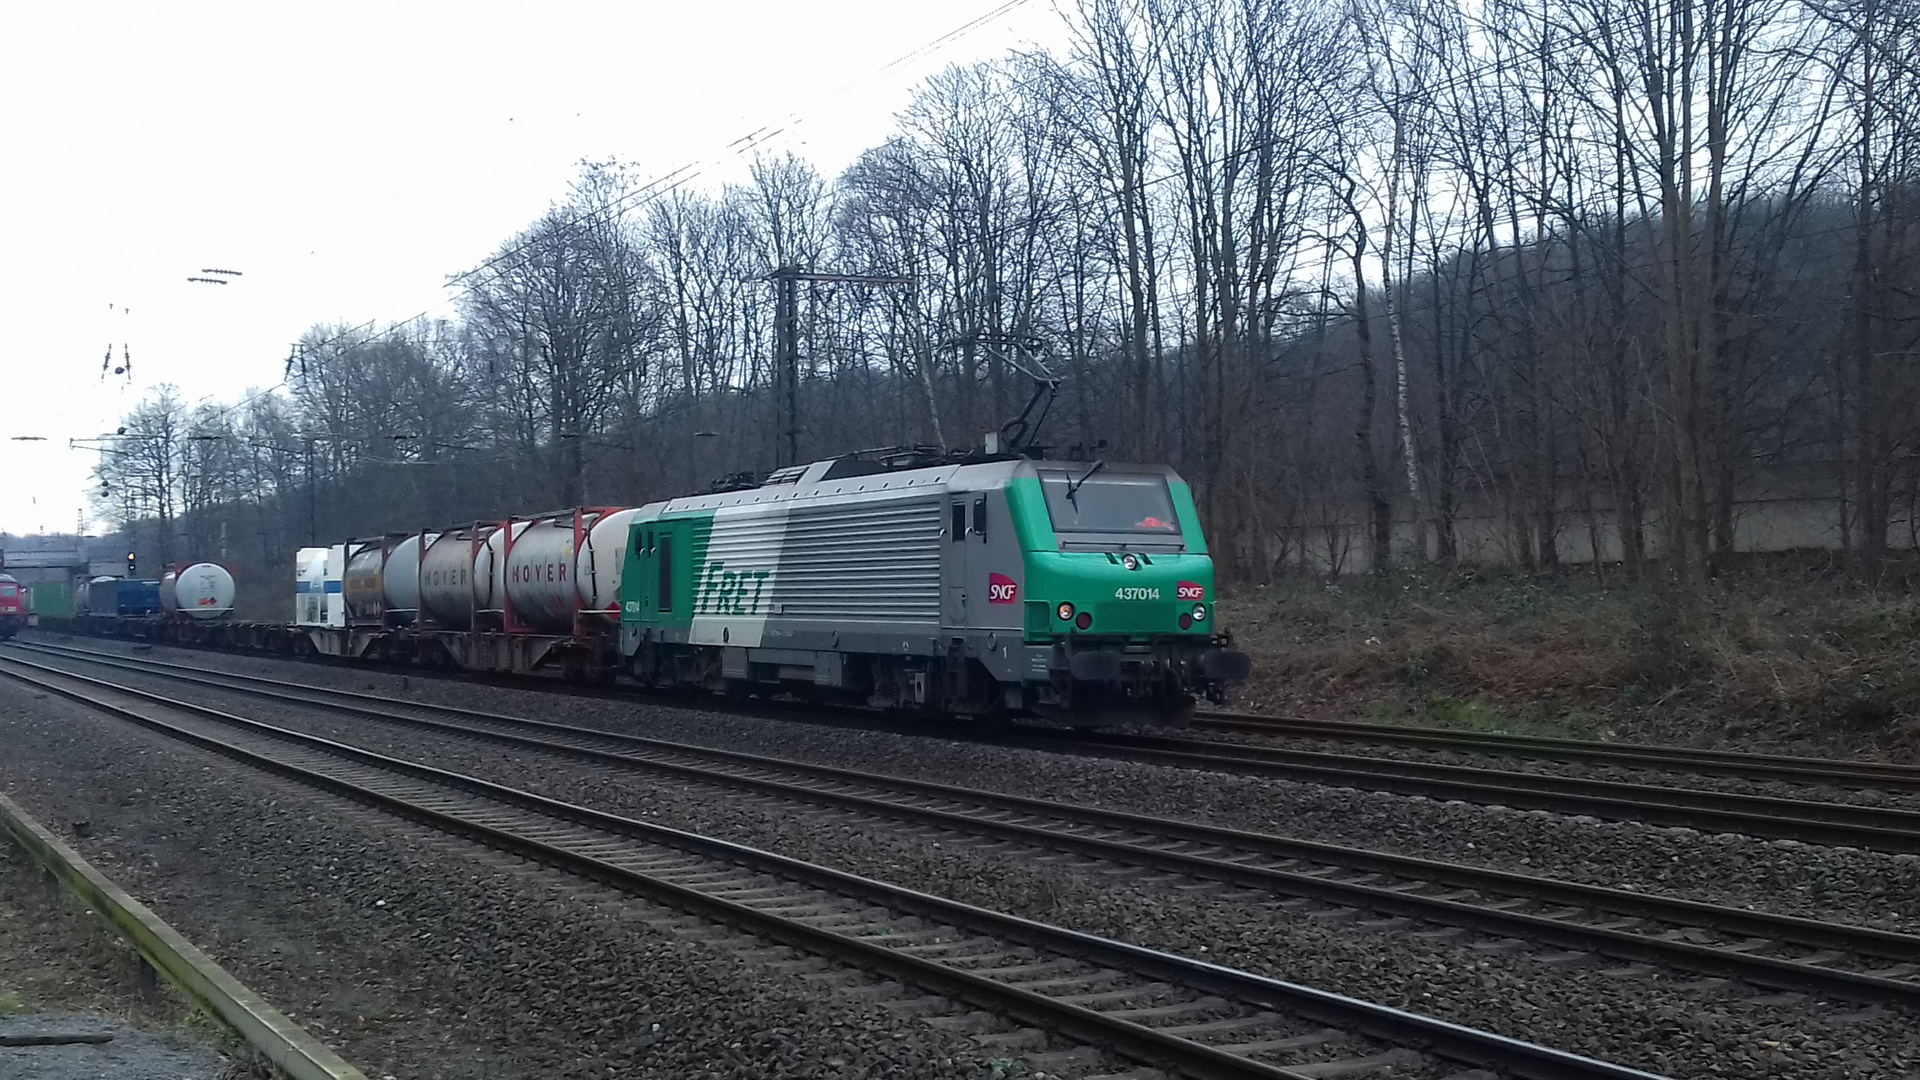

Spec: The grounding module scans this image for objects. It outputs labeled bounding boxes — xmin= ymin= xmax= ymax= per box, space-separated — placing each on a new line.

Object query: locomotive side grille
xmin=770 ymin=497 xmax=942 ymax=622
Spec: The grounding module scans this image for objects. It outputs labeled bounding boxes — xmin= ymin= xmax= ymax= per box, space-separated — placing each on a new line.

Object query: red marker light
xmin=1075 ymin=611 xmax=1092 ymax=630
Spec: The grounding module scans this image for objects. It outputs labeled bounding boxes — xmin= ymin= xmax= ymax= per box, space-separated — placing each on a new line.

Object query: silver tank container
xmin=420 ymin=530 xmax=484 ymax=628
xmin=505 ymin=516 xmax=605 ymax=632
xmin=172 ymin=562 xmax=235 ymax=620
xmin=343 ymin=544 xmax=386 ymax=623
xmin=575 ymin=508 xmax=639 ymax=618
xmin=158 ymin=570 xmax=180 ymax=613
xmin=382 ymin=532 xmax=437 ymax=618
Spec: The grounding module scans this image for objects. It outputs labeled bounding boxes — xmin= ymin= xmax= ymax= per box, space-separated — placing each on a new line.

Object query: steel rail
xmin=0 ymin=654 xmax=1673 ymax=1080
xmin=16 ymin=641 xmax=1920 ymax=1008
xmin=1193 ymin=710 xmax=1920 ymax=793
xmin=993 ymin=727 xmax=1920 ymax=854
xmin=20 ymin=638 xmax=1920 ymax=848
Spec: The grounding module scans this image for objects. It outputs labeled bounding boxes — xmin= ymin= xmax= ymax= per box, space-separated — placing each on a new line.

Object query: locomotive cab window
xmin=951 ymin=502 xmax=966 ymax=542
xmin=1038 ymin=470 xmax=1183 ymax=537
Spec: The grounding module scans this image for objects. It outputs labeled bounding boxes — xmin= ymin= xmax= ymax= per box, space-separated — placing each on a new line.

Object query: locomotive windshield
xmin=1038 ymin=469 xmax=1183 ymax=536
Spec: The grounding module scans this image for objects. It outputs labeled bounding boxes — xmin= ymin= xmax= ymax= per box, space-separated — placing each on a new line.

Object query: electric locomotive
xmin=0 ymin=574 xmax=25 ymax=639
xmin=619 ymin=451 xmax=1249 ymax=725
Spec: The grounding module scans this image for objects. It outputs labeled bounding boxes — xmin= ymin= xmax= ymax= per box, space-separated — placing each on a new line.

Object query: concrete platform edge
xmin=0 ymin=789 xmax=369 ymax=1080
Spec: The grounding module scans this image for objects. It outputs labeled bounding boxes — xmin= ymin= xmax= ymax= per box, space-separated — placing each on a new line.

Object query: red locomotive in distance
xmin=0 ymin=573 xmax=25 ymax=639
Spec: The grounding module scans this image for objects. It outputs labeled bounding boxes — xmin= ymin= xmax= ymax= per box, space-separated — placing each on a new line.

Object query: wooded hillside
xmin=97 ymin=0 xmax=1920 ymax=592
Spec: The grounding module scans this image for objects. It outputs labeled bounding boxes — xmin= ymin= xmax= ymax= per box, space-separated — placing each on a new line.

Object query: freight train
xmin=37 ymin=451 xmax=1251 ymax=726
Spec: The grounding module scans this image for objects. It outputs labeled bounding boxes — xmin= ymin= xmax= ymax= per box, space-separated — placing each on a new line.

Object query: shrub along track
xmin=11 ymin=642 xmax=1920 ymax=1015
xmin=0 ymin=649 xmax=1683 ymax=1080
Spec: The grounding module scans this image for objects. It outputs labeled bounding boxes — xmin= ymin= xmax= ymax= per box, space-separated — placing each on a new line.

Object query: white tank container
xmin=382 ymin=532 xmax=437 ymax=616
xmin=158 ymin=570 xmax=180 ymax=613
xmin=343 ymin=545 xmax=386 ymax=623
xmin=172 ymin=562 xmax=235 ymax=621
xmin=505 ymin=516 xmax=600 ymax=633
xmin=419 ymin=530 xmax=485 ymax=628
xmin=471 ymin=521 xmax=530 ymax=617
xmin=576 ymin=508 xmax=639 ymax=617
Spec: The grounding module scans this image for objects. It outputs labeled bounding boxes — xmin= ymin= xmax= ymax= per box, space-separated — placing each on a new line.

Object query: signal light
xmin=1179 ymin=613 xmax=1193 ymax=630
xmin=1075 ymin=611 xmax=1092 ymax=630
xmin=127 ymin=551 xmax=137 ymax=576
xmin=1056 ymin=602 xmax=1074 ymax=621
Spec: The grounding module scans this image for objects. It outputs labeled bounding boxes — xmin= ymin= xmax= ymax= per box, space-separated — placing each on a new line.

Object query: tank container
xmin=502 ymin=517 xmax=594 ymax=633
xmin=419 ymin=530 xmax=484 ymax=627
xmin=172 ymin=562 xmax=235 ymax=621
xmin=382 ymin=532 xmax=437 ymax=617
xmin=575 ymin=508 xmax=639 ymax=617
xmin=471 ymin=521 xmax=531 ymax=616
xmin=343 ymin=544 xmax=386 ymax=623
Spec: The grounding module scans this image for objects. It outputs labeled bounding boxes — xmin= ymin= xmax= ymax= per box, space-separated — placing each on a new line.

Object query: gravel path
xmin=32 ymin=648 xmax=1920 ymax=1080
xmin=0 ymin=678 xmax=1024 ymax=1080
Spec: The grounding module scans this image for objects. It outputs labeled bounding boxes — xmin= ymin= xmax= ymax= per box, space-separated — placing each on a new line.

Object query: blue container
xmin=88 ymin=578 xmax=162 ymax=617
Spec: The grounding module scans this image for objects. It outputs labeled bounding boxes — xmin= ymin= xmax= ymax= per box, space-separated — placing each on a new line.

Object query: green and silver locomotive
xmin=619 ymin=452 xmax=1250 ymax=725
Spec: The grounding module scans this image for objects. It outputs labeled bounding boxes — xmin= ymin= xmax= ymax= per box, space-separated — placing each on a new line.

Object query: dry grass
xmin=1219 ymin=555 xmax=1920 ymax=763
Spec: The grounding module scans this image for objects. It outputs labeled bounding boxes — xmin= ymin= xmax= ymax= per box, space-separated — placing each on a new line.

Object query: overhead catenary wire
xmin=145 ymin=0 xmax=1041 ymax=442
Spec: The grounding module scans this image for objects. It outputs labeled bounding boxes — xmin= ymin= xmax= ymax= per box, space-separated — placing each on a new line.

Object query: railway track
xmin=14 ymin=640 xmax=1920 ymax=1012
xmin=995 ymin=725 xmax=1920 ymax=855
xmin=1191 ymin=710 xmax=1920 ymax=795
xmin=0 ymin=652 xmax=1672 ymax=1080
xmin=31 ymin=629 xmax=1920 ymax=824
xmin=22 ymin=635 xmax=1920 ymax=853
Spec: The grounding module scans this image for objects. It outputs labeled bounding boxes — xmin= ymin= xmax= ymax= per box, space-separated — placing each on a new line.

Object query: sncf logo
xmin=1176 ymin=580 xmax=1205 ymax=601
xmin=987 ymin=573 xmax=1018 ymax=604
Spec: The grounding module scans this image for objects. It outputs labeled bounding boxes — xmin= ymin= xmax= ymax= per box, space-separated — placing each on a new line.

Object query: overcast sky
xmin=0 ymin=0 xmax=1069 ymax=538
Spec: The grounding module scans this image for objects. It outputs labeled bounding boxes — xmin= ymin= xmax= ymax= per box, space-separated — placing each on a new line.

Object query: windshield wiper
xmin=1064 ymin=459 xmax=1105 ymax=504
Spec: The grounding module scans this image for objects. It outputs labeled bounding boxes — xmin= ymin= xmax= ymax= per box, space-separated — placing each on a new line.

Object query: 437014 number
xmin=1113 ymin=586 xmax=1160 ymax=600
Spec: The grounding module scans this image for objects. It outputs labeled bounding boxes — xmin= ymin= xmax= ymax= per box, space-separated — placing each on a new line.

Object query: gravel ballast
xmin=14 ymin=641 xmax=1920 ymax=1079
xmin=0 ymin=677 xmax=1024 ymax=1080
xmin=59 ymin=637 xmax=1920 ymax=936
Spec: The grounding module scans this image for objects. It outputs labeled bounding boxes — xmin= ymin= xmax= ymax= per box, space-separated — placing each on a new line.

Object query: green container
xmin=29 ymin=580 xmax=72 ymax=618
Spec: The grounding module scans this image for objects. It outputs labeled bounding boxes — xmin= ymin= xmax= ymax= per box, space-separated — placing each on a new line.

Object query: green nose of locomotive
xmin=1023 ymin=550 xmax=1215 ymax=640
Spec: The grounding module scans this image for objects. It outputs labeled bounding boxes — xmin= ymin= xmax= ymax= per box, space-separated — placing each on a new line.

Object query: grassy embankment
xmin=1219 ymin=555 xmax=1920 ymax=763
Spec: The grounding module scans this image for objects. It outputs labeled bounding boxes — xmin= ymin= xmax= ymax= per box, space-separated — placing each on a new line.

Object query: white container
xmin=502 ymin=518 xmax=583 ymax=632
xmin=295 ymin=547 xmax=331 ymax=626
xmin=471 ymin=521 xmax=530 ymax=616
xmin=419 ymin=531 xmax=485 ymax=628
xmin=575 ymin=508 xmax=639 ymax=617
xmin=382 ymin=532 xmax=437 ymax=617
xmin=173 ymin=562 xmax=235 ymax=621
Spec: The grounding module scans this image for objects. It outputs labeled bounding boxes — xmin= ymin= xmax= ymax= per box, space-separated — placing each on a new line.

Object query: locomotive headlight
xmin=1120 ymin=553 xmax=1139 ymax=571
xmin=1192 ymin=603 xmax=1208 ymax=622
xmin=1056 ymin=602 xmax=1075 ymax=621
